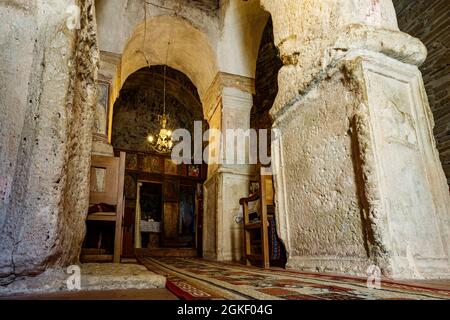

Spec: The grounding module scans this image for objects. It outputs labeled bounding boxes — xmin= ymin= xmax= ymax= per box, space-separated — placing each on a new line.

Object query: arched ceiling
xmin=120 ymin=66 xmax=203 ymax=120
xmin=112 ymin=66 xmax=205 ymax=153
xmin=121 ymin=15 xmax=218 ymax=102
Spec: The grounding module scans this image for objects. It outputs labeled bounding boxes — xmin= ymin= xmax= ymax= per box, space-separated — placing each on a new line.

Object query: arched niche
xmin=111 ymin=65 xmax=205 ymax=154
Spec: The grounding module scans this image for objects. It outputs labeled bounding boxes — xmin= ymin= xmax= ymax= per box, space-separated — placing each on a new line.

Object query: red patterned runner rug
xmin=137 ymin=256 xmax=450 ymax=300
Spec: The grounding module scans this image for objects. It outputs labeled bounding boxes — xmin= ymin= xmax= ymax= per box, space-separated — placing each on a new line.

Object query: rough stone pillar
xmin=203 ymin=74 xmax=254 ymax=261
xmin=262 ymin=0 xmax=450 ymax=278
xmin=0 ymin=0 xmax=98 ymax=280
xmin=91 ymin=51 xmax=121 ymax=156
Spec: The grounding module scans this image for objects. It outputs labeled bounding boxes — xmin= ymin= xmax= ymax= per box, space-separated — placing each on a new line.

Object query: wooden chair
xmin=239 ymin=167 xmax=274 ymax=268
xmin=85 ymin=152 xmax=126 ymax=263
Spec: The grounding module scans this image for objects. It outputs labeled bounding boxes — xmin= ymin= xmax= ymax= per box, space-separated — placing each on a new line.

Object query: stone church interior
xmin=1 ymin=0 xmax=450 ymax=301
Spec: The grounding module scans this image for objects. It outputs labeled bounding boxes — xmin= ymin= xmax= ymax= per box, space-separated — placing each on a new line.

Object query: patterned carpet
xmin=138 ymin=257 xmax=450 ymax=300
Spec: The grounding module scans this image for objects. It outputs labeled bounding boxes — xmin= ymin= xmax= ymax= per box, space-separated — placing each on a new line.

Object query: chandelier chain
xmin=163 ymin=27 xmax=173 ymax=115
xmin=142 ymin=0 xmax=176 ymax=154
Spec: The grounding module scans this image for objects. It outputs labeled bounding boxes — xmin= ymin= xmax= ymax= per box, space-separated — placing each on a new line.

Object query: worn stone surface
xmin=273 ymin=51 xmax=450 ymax=278
xmin=202 ymin=87 xmax=254 ymax=262
xmin=9 ymin=13 xmax=69 ymax=273
xmin=394 ymin=0 xmax=450 ymax=188
xmin=261 ymin=0 xmax=425 ymax=118
xmin=58 ymin=0 xmax=99 ymax=270
xmin=0 ymin=263 xmax=165 ymax=295
xmin=0 ymin=1 xmax=38 ymax=236
xmin=356 ymin=54 xmax=450 ymax=278
xmin=204 ymin=171 xmax=250 ymax=262
xmin=272 ymin=62 xmax=370 ymax=275
xmin=266 ymin=0 xmax=450 ymax=279
xmin=0 ymin=0 xmax=98 ymax=279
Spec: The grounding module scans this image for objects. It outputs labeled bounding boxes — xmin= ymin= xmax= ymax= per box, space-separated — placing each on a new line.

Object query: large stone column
xmin=0 ymin=0 xmax=98 ymax=279
xmin=202 ymin=73 xmax=254 ymax=261
xmin=263 ymin=0 xmax=450 ymax=279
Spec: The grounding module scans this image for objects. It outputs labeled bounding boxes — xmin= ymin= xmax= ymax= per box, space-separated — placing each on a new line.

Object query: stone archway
xmin=96 ymin=14 xmax=220 ymax=155
xmin=119 ymin=15 xmax=218 ymax=111
xmin=100 ymin=13 xmax=221 ymax=259
xmin=99 ymin=4 xmax=273 ymax=263
xmin=1 ymin=0 xmax=449 ymax=284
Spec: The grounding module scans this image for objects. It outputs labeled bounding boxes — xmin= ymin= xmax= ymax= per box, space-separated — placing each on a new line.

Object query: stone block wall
xmin=394 ymin=0 xmax=450 ymax=188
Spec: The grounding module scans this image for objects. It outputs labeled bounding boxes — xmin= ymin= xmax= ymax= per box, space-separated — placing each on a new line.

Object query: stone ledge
xmin=333 ymin=24 xmax=427 ymax=67
xmin=0 ymin=263 xmax=166 ymax=296
xmin=286 ymin=256 xmax=372 ymax=278
xmin=270 ymin=24 xmax=428 ymax=119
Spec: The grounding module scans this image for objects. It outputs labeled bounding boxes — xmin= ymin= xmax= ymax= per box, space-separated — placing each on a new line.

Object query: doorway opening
xmin=250 ymin=16 xmax=287 ymax=268
xmin=111 ymin=65 xmax=207 ymax=258
xmin=138 ymin=182 xmax=162 ymax=249
xmin=177 ymin=185 xmax=196 ymax=247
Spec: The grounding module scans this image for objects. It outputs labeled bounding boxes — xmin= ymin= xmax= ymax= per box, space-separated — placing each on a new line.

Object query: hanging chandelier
xmin=147 ymin=66 xmax=174 ymax=153
xmin=147 ymin=106 xmax=173 ymax=153
xmin=144 ymin=3 xmax=174 ymax=154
